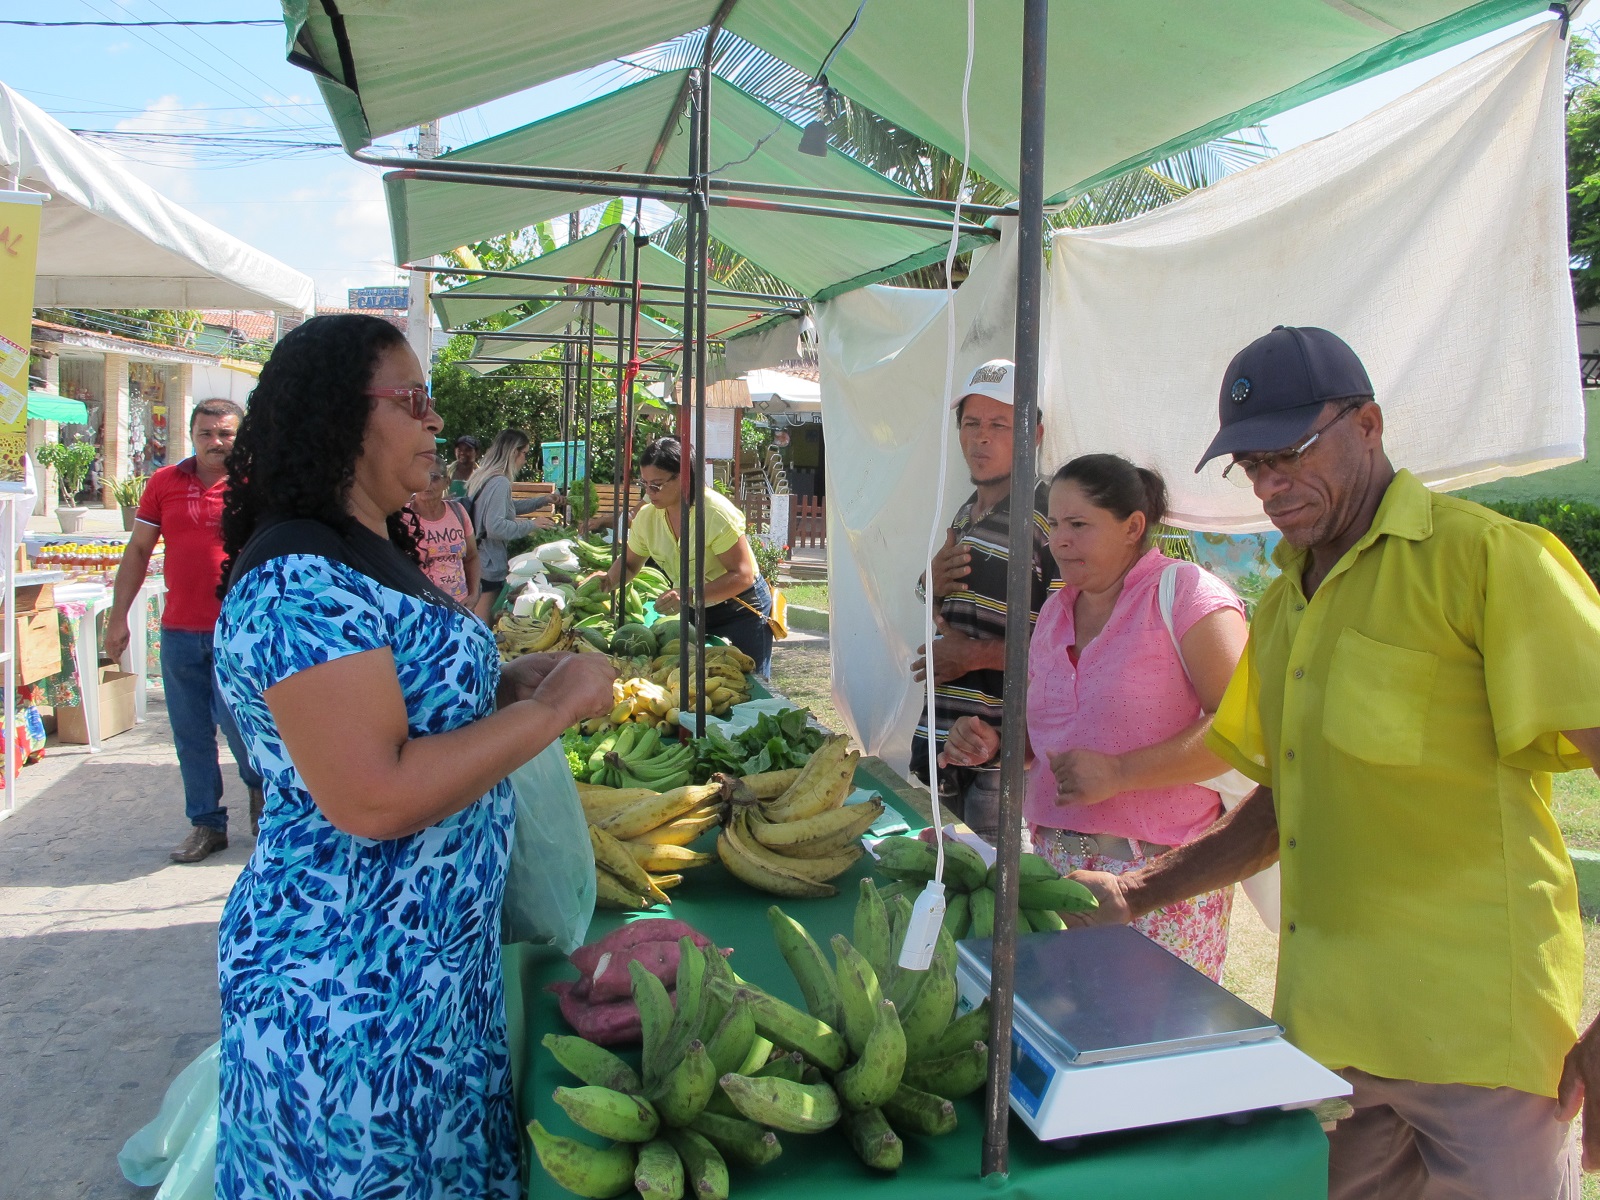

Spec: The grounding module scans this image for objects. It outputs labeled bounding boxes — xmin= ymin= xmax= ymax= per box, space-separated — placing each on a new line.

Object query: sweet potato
xmin=569 ymin=919 xmax=713 ymax=976
xmin=589 ymin=939 xmax=682 ymax=1002
xmin=551 ymin=980 xmax=647 ymax=1046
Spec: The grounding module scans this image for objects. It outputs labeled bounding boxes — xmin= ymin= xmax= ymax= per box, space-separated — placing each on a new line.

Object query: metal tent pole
xmin=409 ymin=262 xmax=797 ymax=306
xmin=692 ymin=32 xmax=714 ymax=735
xmin=583 ymin=301 xmax=597 ymax=523
xmin=676 ymin=70 xmax=702 ymax=726
xmin=611 ymin=238 xmax=631 ymax=622
xmin=983 ymin=0 xmax=1049 ymax=1181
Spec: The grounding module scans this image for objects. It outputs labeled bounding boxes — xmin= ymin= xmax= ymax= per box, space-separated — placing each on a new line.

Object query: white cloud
xmin=108 ymin=94 xmax=200 ymax=201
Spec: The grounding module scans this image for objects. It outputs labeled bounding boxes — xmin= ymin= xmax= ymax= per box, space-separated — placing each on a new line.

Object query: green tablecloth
xmin=507 ymin=761 xmax=1328 ymax=1199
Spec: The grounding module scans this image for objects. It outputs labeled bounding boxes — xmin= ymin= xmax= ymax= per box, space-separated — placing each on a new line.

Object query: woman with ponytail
xmin=941 ymin=453 xmax=1247 ymax=979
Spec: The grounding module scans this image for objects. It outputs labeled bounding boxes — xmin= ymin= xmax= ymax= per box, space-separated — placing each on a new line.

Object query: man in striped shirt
xmin=911 ymin=359 xmax=1056 ymax=840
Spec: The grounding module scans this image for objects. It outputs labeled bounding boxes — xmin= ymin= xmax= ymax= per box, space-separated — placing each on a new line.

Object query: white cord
xmin=921 ymin=0 xmax=976 ymax=886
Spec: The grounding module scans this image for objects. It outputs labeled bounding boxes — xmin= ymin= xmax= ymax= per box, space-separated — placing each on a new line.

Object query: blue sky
xmin=3 ymin=3 xmax=1587 ymax=307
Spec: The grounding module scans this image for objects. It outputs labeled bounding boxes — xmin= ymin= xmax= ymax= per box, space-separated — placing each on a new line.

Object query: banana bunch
xmin=716 ymin=737 xmax=876 ymax=900
xmin=645 ymin=644 xmax=755 ymax=717
xmin=533 ymin=937 xmax=788 ymax=1199
xmin=494 ymin=598 xmax=564 ymax=659
xmin=583 ymin=725 xmax=697 ymax=790
xmin=581 ymin=780 xmax=727 ymax=908
xmin=872 ymin=836 xmax=1098 ymax=938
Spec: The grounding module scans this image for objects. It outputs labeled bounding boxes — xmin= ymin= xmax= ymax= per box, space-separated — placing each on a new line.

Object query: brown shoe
xmin=248 ymin=787 xmax=264 ymax=837
xmin=170 ymin=826 xmax=227 ymax=863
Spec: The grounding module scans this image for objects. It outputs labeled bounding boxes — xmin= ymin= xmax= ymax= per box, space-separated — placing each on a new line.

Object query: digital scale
xmin=954 ymin=926 xmax=1350 ymax=1142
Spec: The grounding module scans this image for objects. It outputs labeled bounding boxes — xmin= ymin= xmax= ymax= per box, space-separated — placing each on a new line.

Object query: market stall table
xmin=508 ymin=759 xmax=1328 ymax=1200
xmin=34 ymin=578 xmax=165 ymax=749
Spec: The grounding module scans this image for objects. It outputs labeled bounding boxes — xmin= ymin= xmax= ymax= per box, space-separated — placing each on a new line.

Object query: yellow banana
xmin=739 ymin=768 xmax=803 ymax=800
xmin=596 ymin=866 xmax=651 ymax=910
xmin=732 ymin=810 xmax=860 ymax=886
xmin=716 ymin=814 xmax=838 ymax=899
xmin=764 ymin=740 xmax=858 ymax=824
xmin=598 ymin=782 xmax=727 ymax=842
xmin=580 ymin=786 xmax=663 ymax=825
xmin=749 ymin=799 xmax=883 ymax=851
xmin=591 ymin=825 xmax=672 ymax=905
xmin=624 ymin=841 xmax=716 ymax=872
xmin=632 ymin=812 xmax=721 ymax=846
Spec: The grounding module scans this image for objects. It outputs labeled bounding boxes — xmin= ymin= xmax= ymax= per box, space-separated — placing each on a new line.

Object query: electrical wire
xmin=0 ymin=19 xmax=278 ymax=26
xmin=812 ymin=0 xmax=872 ymax=85
xmin=921 ymin=0 xmax=977 ymax=886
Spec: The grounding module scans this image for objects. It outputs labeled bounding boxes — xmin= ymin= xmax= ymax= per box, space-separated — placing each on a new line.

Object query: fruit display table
xmin=507 ymin=761 xmax=1328 ymax=1200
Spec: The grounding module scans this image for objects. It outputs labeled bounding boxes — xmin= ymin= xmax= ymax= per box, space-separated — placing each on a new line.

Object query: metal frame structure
xmin=351 ymin=3 xmax=1053 ymax=1172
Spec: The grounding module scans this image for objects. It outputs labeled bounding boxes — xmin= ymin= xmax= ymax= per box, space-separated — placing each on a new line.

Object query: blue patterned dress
xmin=213 ymin=542 xmax=518 ymax=1200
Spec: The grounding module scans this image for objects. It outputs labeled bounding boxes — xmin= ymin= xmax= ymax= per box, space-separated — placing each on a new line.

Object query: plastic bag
xmin=118 ymin=1040 xmax=219 ymax=1199
xmin=502 ymin=739 xmax=596 ymax=952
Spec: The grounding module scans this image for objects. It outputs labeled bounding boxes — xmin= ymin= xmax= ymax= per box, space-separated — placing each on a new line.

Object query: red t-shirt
xmin=134 ymin=457 xmax=230 ymax=632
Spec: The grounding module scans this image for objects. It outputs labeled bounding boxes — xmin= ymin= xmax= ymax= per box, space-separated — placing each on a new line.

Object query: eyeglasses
xmin=368 ymin=386 xmax=436 ymax=421
xmin=640 ymin=478 xmax=671 ymax=494
xmin=1223 ymin=404 xmax=1360 ymax=488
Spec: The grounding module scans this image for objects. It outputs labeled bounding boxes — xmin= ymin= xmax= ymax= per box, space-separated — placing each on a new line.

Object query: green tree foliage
xmin=1568 ymin=34 xmax=1600 ymax=309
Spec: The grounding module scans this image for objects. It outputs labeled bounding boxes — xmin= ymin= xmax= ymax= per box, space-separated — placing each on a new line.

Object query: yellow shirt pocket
xmin=1322 ymin=628 xmax=1438 ymax=767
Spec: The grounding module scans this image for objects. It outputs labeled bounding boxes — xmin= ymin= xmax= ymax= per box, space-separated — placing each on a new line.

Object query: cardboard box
xmin=15 ymin=611 xmax=61 ymax=684
xmin=54 ymin=665 xmax=136 ymax=744
xmin=14 ymin=582 xmax=54 ymax=613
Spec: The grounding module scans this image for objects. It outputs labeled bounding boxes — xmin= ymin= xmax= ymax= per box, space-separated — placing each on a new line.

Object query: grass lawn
xmin=779 ymin=582 xmax=829 ymax=609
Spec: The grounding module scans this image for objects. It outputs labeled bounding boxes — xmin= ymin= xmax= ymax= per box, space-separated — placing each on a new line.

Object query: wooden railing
xmin=789 ymin=495 xmax=826 ymax=549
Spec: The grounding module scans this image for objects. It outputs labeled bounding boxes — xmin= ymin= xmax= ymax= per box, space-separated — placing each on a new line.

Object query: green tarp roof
xmin=27 ymin=392 xmax=88 ymax=424
xmin=387 ymin=70 xmax=986 ymax=300
xmin=434 ymin=224 xmax=699 ymax=329
xmin=468 ymin=300 xmax=679 ymax=376
xmin=285 ymin=0 xmax=1550 ymax=205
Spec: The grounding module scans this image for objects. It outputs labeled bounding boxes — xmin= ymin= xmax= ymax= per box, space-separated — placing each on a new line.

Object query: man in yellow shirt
xmin=1069 ymin=326 xmax=1600 ymax=1198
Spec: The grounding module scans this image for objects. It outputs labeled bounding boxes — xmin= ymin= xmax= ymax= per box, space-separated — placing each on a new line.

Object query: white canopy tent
xmin=743 ymin=368 xmax=820 ymax=415
xmin=0 ymin=84 xmax=313 ymax=313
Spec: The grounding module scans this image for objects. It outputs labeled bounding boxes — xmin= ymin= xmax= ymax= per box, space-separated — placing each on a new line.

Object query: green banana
xmin=969 ymin=885 xmax=996 ymax=939
xmin=872 ymin=836 xmax=937 ymax=881
xmin=875 ymin=879 xmax=914 ymax=903
xmin=853 ymin=878 xmax=893 ymax=986
xmin=835 ymin=998 xmax=906 ymax=1113
xmin=899 ymin=952 xmax=957 ymax=1060
xmin=903 ymin=1040 xmax=989 ymax=1099
xmin=734 ymin=1034 xmax=774 ymax=1077
xmin=1017 ymin=876 xmax=1100 ymax=913
xmin=553 ymin=1085 xmax=661 ymax=1142
xmin=767 ymin=906 xmax=844 ymax=1030
xmin=831 ymin=934 xmax=884 ymax=1057
xmin=940 ymin=892 xmax=970 ymax=942
xmin=1015 ymin=908 xmax=1035 ymax=934
xmin=941 ymin=841 xmax=989 ymax=892
xmin=843 ymin=1107 xmax=904 ymax=1171
xmin=654 ymin=1039 xmax=718 ymax=1127
xmin=528 ymin=1119 xmax=637 ymax=1198
xmin=718 ymin=1072 xmax=843 ymax=1134
xmin=633 ymin=1137 xmax=685 ymax=1200
xmin=752 ymin=1050 xmax=805 ymax=1083
xmin=664 ymin=1129 xmax=729 ymax=1200
xmin=711 ymin=983 xmax=848 ymax=1072
xmin=1024 ymin=907 xmax=1066 ymax=931
xmin=686 ymin=1112 xmax=783 ymax=1166
xmin=542 ymin=1033 xmax=643 ymax=1094
xmin=587 ymin=729 xmax=622 ymax=777
xmin=632 ymin=960 xmax=678 ymax=1092
xmin=705 ymin=999 xmax=757 ymax=1078
xmin=668 ymin=939 xmax=710 ymax=1060
xmin=929 ymin=999 xmax=992 ymax=1061
xmin=882 ymin=1084 xmax=958 ymax=1136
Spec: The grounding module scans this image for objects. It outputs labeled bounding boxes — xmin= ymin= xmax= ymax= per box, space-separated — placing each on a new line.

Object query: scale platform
xmin=955 ymin=926 xmax=1349 ymax=1142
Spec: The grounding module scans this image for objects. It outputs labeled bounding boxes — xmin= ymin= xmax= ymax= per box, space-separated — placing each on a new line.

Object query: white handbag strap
xmin=1157 ymin=562 xmax=1194 ymax=686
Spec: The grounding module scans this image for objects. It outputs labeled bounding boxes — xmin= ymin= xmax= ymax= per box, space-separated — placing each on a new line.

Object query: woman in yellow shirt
xmin=602 ymin=436 xmax=773 ymax=674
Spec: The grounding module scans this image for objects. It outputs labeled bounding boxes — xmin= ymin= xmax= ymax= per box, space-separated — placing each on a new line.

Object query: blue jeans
xmin=705 ymin=576 xmax=774 ymax=677
xmin=161 ymin=627 xmax=261 ymax=831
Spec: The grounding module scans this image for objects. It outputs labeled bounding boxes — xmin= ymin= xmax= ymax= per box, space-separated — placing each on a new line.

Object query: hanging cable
xmin=901 ymin=0 xmax=976 ymax=973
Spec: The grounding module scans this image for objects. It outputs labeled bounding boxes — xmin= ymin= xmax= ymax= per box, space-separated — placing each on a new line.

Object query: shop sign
xmin=0 ymin=193 xmax=42 ymax=487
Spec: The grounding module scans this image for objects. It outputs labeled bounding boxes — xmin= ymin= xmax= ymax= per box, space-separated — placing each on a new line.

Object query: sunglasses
xmin=368 ymin=386 xmax=436 ymax=421
xmin=640 ymin=478 xmax=672 ymax=494
xmin=1222 ymin=404 xmax=1360 ymax=488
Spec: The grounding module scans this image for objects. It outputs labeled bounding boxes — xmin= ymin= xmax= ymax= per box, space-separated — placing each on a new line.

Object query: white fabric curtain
xmin=813 ymin=23 xmax=1580 ymax=760
xmin=814 ymin=222 xmax=1021 ymax=770
xmin=1045 ymin=22 xmax=1580 ymax=531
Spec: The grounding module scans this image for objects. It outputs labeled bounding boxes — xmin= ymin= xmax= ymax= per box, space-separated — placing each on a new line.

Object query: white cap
xmin=952 ymin=358 xmax=1015 ymax=408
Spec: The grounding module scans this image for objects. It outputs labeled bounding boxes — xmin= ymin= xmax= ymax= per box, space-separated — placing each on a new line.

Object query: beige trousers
xmin=1327 ymin=1069 xmax=1580 ymax=1200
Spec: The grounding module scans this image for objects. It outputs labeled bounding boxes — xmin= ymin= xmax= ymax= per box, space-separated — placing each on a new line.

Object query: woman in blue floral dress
xmin=211 ymin=314 xmax=616 ymax=1199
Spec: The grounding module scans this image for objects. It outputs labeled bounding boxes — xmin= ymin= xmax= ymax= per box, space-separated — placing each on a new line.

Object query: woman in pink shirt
xmin=942 ymin=454 xmax=1248 ymax=979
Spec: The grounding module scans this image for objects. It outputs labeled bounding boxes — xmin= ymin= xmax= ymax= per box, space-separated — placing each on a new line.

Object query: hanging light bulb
xmin=798 ymin=83 xmax=836 ymax=157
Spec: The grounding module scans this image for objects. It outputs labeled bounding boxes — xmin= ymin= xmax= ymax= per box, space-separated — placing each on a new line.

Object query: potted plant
xmin=35 ymin=441 xmax=99 ymax=533
xmin=110 ymin=474 xmax=148 ymax=531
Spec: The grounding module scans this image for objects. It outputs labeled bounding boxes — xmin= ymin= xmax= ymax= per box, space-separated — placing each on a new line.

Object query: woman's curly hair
xmin=219 ymin=314 xmax=423 ymax=592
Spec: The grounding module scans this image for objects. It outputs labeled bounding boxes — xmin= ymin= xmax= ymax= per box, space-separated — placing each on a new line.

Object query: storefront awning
xmin=386 ymin=70 xmax=990 ymax=300
xmin=0 ymin=84 xmax=314 ymax=313
xmin=285 ymin=0 xmax=1548 ymax=204
xmin=27 ymin=391 xmax=89 ymax=424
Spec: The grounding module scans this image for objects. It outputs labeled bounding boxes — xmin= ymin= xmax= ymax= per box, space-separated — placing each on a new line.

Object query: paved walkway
xmin=0 ymin=690 xmax=250 ymax=1198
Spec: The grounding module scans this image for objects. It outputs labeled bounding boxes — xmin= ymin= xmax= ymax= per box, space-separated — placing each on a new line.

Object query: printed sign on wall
xmin=0 ymin=193 xmax=43 ymax=488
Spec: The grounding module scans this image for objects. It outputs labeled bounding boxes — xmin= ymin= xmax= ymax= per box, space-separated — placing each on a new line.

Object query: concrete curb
xmin=1574 ymin=849 xmax=1600 ymax=917
xmin=786 ymin=603 xmax=829 ymax=633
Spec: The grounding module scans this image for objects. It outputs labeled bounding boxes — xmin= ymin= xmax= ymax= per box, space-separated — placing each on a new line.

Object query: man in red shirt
xmin=106 ymin=398 xmax=262 ymax=863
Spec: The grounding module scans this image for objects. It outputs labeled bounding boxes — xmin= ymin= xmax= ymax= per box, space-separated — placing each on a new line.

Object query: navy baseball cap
xmin=1195 ymin=326 xmax=1373 ymax=472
